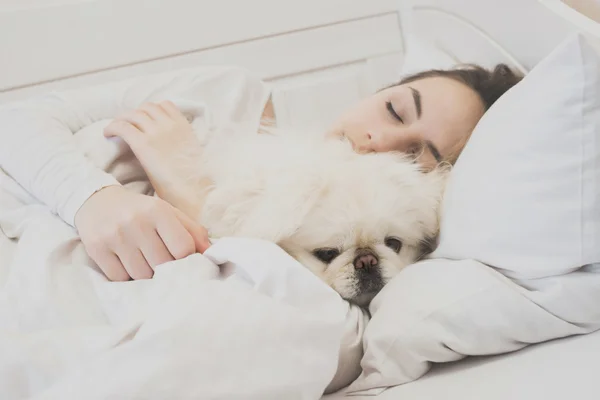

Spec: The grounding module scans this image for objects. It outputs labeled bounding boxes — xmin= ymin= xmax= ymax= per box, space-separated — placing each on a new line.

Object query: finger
xmin=172 ymin=207 xmax=211 ymax=253
xmin=139 ymin=229 xmax=176 ymax=268
xmin=116 ymin=246 xmax=154 ymax=280
xmin=103 ymin=120 xmax=142 ymax=142
xmin=159 ymin=100 xmax=188 ymax=122
xmin=138 ymin=102 xmax=171 ymax=123
xmin=89 ymin=247 xmax=131 ymax=282
xmin=126 ymin=217 xmax=176 ymax=268
xmin=118 ymin=110 xmax=155 ymax=133
xmin=154 ymin=209 xmax=198 ymax=259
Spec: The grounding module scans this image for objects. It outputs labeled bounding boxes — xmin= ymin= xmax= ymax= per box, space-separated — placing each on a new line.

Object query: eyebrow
xmin=425 ymin=140 xmax=442 ymax=163
xmin=409 ymin=87 xmax=422 ymax=118
xmin=407 ymin=86 xmax=441 ymax=162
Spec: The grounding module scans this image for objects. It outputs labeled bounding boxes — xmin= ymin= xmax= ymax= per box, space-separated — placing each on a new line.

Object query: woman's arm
xmin=0 ymin=65 xmax=270 ymax=281
xmin=0 ymin=65 xmax=271 ymax=226
xmin=102 ymin=94 xmax=276 ymax=222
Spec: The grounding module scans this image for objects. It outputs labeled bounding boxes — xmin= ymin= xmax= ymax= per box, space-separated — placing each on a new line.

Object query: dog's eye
xmin=384 ymin=237 xmax=403 ymax=253
xmin=313 ymin=248 xmax=340 ymax=264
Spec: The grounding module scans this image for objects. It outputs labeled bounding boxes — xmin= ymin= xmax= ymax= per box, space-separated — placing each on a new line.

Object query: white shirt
xmin=0 ymin=66 xmax=271 ymax=226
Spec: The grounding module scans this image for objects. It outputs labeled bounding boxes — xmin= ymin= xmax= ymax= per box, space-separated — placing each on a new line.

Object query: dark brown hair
xmin=399 ymin=63 xmax=524 ymax=111
xmin=394 ymin=64 xmax=524 ymax=162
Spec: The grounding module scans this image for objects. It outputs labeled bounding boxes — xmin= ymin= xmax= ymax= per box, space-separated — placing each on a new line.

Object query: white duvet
xmin=0 ymin=118 xmax=366 ymax=399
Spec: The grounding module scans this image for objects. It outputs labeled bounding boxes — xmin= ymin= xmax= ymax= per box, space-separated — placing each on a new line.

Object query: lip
xmin=354 ymin=144 xmax=371 ymax=154
xmin=337 ymin=132 xmax=369 ymax=154
xmin=339 ymin=132 xmax=355 ymax=148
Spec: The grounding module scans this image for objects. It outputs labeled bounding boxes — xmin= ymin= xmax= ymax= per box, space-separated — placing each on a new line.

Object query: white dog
xmin=184 ymin=123 xmax=447 ymax=306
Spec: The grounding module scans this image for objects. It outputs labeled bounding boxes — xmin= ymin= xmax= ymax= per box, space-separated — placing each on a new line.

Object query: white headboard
xmin=0 ymin=1 xmax=403 ymax=97
xmin=401 ymin=0 xmax=576 ymax=73
xmin=540 ymin=0 xmax=600 ymax=49
xmin=0 ymin=0 xmax=586 ymax=128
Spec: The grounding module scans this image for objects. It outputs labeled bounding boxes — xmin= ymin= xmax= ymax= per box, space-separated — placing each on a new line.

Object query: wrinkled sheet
xmin=0 ymin=118 xmax=366 ymax=399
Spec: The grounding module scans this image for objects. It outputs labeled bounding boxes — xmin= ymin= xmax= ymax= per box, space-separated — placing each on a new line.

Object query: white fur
xmin=185 ymin=122 xmax=446 ymax=305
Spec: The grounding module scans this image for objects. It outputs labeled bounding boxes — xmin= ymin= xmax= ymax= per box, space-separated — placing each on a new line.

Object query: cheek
xmin=338 ymin=100 xmax=380 ymax=130
xmin=326 ymin=256 xmax=358 ymax=297
xmin=375 ymin=246 xmax=417 ymax=281
xmin=322 ymin=253 xmax=353 ymax=279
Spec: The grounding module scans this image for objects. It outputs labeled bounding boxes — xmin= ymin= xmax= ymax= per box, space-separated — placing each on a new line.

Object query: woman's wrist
xmin=74 ymin=184 xmax=123 ymax=230
xmin=156 ymin=178 xmax=212 ymax=222
xmin=66 ymin=173 xmax=121 ymax=228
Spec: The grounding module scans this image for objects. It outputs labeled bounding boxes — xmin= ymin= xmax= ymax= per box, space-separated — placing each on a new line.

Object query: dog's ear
xmin=416 ymin=235 xmax=438 ymax=260
xmin=415 ymin=164 xmax=449 ymax=260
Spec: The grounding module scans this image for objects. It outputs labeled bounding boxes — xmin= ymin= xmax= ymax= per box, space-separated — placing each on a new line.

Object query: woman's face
xmin=327 ymin=76 xmax=485 ymax=168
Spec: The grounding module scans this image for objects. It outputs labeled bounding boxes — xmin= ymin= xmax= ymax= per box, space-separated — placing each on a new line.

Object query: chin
xmin=190 ymin=123 xmax=447 ymax=306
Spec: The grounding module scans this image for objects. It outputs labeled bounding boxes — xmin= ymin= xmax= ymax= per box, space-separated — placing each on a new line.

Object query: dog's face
xmin=278 ymin=153 xmax=441 ymax=306
xmin=281 ymin=225 xmax=431 ymax=307
xmin=201 ymin=135 xmax=446 ymax=306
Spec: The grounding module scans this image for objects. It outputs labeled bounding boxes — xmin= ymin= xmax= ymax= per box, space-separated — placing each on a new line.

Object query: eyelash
xmin=385 ymin=101 xmax=403 ymax=123
xmin=408 ymin=144 xmax=424 ymax=157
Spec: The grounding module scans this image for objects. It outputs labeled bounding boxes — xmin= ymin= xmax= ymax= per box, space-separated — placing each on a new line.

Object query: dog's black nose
xmin=353 ymin=249 xmax=379 ymax=270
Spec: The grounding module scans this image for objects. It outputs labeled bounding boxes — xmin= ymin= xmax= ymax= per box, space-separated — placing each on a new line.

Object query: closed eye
xmin=386 ymin=101 xmax=403 ymax=123
xmin=425 ymin=141 xmax=443 ymax=163
xmin=408 ymin=144 xmax=423 ymax=157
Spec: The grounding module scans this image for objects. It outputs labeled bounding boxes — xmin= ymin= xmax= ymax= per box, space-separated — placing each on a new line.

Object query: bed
xmin=1 ymin=0 xmax=599 ymax=399
xmin=325 ymin=330 xmax=600 ymax=400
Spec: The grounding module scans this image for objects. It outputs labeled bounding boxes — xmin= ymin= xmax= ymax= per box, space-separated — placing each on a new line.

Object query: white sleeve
xmin=0 ymin=66 xmax=271 ymax=227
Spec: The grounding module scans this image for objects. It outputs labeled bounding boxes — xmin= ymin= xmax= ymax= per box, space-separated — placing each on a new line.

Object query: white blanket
xmin=0 ymin=118 xmax=366 ymax=399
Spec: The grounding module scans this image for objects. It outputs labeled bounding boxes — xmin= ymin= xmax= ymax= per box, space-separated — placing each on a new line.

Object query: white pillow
xmin=346 ymin=259 xmax=600 ymax=395
xmin=432 ymin=32 xmax=600 ymax=279
xmin=346 ymin=33 xmax=600 ymax=395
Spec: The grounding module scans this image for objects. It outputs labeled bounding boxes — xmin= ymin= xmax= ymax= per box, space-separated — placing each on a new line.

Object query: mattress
xmin=325 ymin=329 xmax=600 ymax=400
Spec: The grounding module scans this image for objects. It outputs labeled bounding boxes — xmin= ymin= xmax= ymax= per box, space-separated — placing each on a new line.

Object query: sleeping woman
xmin=0 ymin=64 xmax=521 ymax=281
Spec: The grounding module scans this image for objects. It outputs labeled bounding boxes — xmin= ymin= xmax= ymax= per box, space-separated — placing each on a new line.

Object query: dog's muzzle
xmin=353 ymin=248 xmax=379 ymax=270
xmin=351 ymin=248 xmax=385 ymax=306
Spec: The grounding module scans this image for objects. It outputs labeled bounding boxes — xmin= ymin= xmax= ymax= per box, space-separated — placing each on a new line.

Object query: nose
xmin=359 ymin=131 xmax=377 ymax=153
xmin=353 ymin=249 xmax=379 ymax=270
xmin=363 ymin=129 xmax=416 ymax=153
xmin=362 ymin=130 xmax=398 ymax=153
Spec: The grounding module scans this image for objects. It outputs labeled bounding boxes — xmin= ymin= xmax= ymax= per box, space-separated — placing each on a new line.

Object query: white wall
xmin=0 ymin=0 xmax=579 ymax=127
xmin=0 ymin=0 xmax=404 ymax=130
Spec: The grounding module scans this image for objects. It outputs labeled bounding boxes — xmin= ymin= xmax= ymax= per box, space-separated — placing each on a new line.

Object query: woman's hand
xmin=75 ymin=185 xmax=211 ymax=281
xmin=103 ymin=101 xmax=201 ymax=215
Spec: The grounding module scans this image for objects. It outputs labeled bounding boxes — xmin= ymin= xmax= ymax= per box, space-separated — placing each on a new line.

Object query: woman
xmin=0 ymin=64 xmax=522 ymax=281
